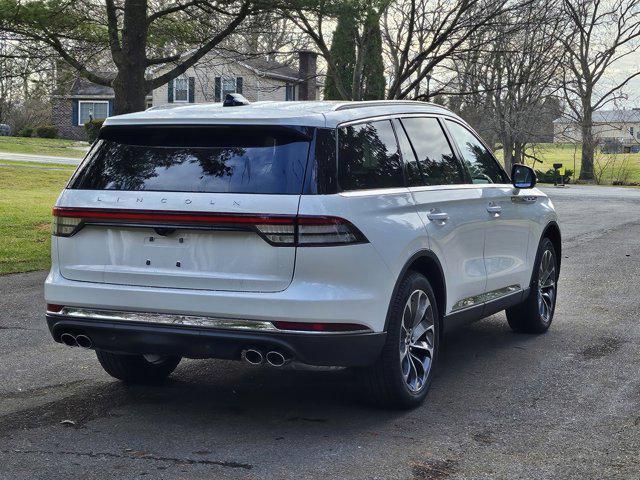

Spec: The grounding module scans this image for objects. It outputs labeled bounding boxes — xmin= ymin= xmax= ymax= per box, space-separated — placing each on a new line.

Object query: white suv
xmin=45 ymin=99 xmax=560 ymax=408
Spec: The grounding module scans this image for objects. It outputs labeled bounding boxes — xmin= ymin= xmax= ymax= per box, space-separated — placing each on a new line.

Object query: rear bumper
xmin=46 ymin=314 xmax=386 ymax=367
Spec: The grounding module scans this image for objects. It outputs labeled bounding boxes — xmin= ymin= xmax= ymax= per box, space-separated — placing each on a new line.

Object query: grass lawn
xmin=0 ymin=136 xmax=88 ymax=158
xmin=496 ymin=143 xmax=640 ymax=184
xmin=0 ymin=161 xmax=76 ymax=274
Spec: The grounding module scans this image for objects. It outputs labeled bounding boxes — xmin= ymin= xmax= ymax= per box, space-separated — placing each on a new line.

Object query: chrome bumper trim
xmin=47 ymin=307 xmax=370 ymax=335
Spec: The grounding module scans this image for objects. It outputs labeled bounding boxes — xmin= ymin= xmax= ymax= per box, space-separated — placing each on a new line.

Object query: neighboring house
xmin=554 ymin=109 xmax=640 ymax=153
xmin=52 ymin=51 xmax=319 ymax=140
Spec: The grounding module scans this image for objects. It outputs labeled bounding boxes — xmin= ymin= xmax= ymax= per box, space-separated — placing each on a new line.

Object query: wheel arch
xmin=541 ymin=221 xmax=562 ymax=274
xmin=384 ymin=250 xmax=447 ymax=337
xmin=527 ymin=221 xmax=561 ymax=290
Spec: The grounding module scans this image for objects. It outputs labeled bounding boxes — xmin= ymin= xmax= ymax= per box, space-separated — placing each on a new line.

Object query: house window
xmin=222 ymin=77 xmax=237 ymax=97
xmin=79 ymin=101 xmax=109 ymax=125
xmin=285 ymin=84 xmax=295 ymax=101
xmin=174 ymin=76 xmax=189 ymax=102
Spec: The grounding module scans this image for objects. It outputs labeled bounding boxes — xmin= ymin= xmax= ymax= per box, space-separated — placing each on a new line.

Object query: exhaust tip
xmin=241 ymin=349 xmax=263 ymax=365
xmin=76 ymin=334 xmax=92 ymax=349
xmin=60 ymin=333 xmax=78 ymax=347
xmin=266 ymin=351 xmax=289 ymax=367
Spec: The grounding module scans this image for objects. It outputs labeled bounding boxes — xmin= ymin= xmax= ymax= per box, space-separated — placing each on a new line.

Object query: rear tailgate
xmin=54 ymin=125 xmax=311 ymax=293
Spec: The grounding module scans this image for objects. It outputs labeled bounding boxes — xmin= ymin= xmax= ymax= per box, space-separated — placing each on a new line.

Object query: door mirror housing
xmin=511 ymin=164 xmax=536 ymax=189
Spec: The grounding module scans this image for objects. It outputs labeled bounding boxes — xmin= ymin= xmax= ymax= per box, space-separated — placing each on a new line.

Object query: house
xmin=553 ymin=109 xmax=640 ymax=153
xmin=52 ymin=51 xmax=319 ymax=140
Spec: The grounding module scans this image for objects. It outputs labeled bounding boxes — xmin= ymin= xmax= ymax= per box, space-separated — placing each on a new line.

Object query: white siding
xmin=151 ymin=56 xmax=296 ymax=107
xmin=554 ymin=121 xmax=640 ymax=144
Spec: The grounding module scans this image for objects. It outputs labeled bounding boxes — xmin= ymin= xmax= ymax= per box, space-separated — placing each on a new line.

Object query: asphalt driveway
xmin=1 ymin=185 xmax=639 ymax=479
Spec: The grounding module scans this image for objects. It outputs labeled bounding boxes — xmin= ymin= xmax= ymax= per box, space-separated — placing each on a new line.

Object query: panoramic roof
xmin=103 ymin=100 xmax=457 ymax=128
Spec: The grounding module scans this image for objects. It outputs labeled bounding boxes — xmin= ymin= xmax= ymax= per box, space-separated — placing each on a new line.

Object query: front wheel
xmin=506 ymin=237 xmax=558 ymax=333
xmin=96 ymin=350 xmax=181 ymax=384
xmin=358 ymin=272 xmax=439 ymax=409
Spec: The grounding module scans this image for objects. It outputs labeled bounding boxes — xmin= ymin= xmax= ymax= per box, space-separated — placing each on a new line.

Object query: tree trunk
xmin=579 ymin=107 xmax=595 ymax=181
xmin=112 ymin=0 xmax=149 ymax=115
xmin=513 ymin=142 xmax=524 ymax=167
xmin=113 ymin=67 xmax=148 ymax=114
xmin=502 ymin=135 xmax=515 ymax=173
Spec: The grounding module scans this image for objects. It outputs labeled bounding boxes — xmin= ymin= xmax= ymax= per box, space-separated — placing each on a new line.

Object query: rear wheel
xmin=358 ymin=272 xmax=439 ymax=409
xmin=96 ymin=350 xmax=181 ymax=383
xmin=506 ymin=237 xmax=558 ymax=333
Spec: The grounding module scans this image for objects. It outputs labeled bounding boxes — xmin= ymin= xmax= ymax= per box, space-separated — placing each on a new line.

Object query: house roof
xmin=104 ymin=100 xmax=457 ymax=129
xmin=554 ymin=109 xmax=640 ymax=124
xmin=69 ymin=73 xmax=115 ymax=97
xmin=233 ymin=55 xmax=303 ymax=82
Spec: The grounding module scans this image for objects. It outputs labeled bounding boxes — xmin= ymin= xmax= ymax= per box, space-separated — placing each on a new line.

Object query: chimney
xmin=298 ymin=50 xmax=318 ymax=101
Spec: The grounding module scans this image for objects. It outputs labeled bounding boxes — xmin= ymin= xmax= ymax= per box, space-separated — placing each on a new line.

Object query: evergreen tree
xmin=324 ymin=7 xmax=357 ymax=100
xmin=361 ymin=9 xmax=386 ymax=100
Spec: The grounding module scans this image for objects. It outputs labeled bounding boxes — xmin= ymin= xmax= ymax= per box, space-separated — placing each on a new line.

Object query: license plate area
xmin=142 ymin=231 xmax=191 ymax=269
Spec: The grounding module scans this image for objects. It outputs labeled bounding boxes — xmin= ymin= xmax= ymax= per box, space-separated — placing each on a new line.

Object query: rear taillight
xmin=46 ymin=304 xmax=64 ymax=313
xmin=52 ymin=208 xmax=367 ymax=247
xmin=297 ymin=216 xmax=366 ymax=246
xmin=52 ymin=214 xmax=82 ymax=237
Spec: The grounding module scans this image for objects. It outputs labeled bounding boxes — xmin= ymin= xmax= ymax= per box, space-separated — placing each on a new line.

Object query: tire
xmin=358 ymin=271 xmax=440 ymax=409
xmin=96 ymin=350 xmax=181 ymax=384
xmin=506 ymin=237 xmax=558 ymax=334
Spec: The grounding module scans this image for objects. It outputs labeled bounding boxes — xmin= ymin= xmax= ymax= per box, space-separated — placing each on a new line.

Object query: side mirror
xmin=511 ymin=163 xmax=536 ymax=189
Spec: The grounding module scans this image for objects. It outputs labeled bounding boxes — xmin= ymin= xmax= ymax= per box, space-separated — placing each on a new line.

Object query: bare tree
xmin=381 ymin=0 xmax=517 ymax=100
xmin=459 ymin=0 xmax=566 ymax=172
xmin=0 ymin=0 xmax=254 ymax=114
xmin=0 ymin=33 xmax=56 ymax=128
xmin=560 ymin=0 xmax=640 ymax=181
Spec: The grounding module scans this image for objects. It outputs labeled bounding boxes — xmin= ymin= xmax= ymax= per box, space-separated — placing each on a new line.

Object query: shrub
xmin=535 ymin=168 xmax=573 ymax=184
xmin=18 ymin=127 xmax=34 ymax=137
xmin=84 ymin=119 xmax=104 ymax=143
xmin=35 ymin=125 xmax=58 ymax=138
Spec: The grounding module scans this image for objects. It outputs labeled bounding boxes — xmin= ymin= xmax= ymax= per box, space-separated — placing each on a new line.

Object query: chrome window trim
xmin=48 ymin=307 xmax=372 ymax=335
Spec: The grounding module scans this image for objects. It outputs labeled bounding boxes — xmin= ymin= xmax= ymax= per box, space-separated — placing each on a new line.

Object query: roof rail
xmin=333 ymin=100 xmax=432 ymax=111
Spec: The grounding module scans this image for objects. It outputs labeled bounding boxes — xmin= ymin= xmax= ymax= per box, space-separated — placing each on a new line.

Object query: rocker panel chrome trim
xmin=452 ymin=284 xmax=522 ymax=312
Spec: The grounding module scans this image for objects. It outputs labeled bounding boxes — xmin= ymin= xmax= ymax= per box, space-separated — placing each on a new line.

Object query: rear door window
xmin=401 ymin=117 xmax=465 ymax=186
xmin=337 ymin=120 xmax=404 ymax=191
xmin=445 ymin=120 xmax=509 ymax=184
xmin=69 ymin=126 xmax=311 ymax=194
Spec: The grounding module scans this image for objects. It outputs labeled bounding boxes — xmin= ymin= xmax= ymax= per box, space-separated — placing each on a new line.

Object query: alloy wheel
xmin=538 ymin=248 xmax=557 ymax=324
xmin=399 ymin=289 xmax=435 ymax=393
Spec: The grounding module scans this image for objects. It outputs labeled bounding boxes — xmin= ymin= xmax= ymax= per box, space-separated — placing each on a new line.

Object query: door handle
xmin=486 ymin=204 xmax=502 ymax=215
xmin=427 ymin=211 xmax=449 ymax=223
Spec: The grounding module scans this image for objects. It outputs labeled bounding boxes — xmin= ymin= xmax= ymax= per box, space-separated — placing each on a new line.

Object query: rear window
xmin=69 ymin=126 xmax=312 ymax=194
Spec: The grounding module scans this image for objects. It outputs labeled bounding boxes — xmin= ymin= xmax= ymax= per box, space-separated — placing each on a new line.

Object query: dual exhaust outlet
xmin=241 ymin=348 xmax=290 ymax=367
xmin=60 ymin=333 xmax=92 ymax=349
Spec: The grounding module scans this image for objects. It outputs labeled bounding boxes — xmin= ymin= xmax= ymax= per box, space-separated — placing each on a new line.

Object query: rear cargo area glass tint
xmin=70 ymin=126 xmax=312 ymax=194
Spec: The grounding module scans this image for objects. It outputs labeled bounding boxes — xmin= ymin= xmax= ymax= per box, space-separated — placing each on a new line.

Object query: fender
xmin=383 ymin=250 xmax=447 ymax=333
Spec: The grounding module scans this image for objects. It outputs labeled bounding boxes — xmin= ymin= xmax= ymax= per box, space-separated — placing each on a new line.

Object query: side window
xmin=445 ymin=120 xmax=509 ymax=184
xmin=393 ymin=119 xmax=422 ymax=187
xmin=401 ymin=117 xmax=465 ymax=185
xmin=338 ymin=120 xmax=404 ymax=191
